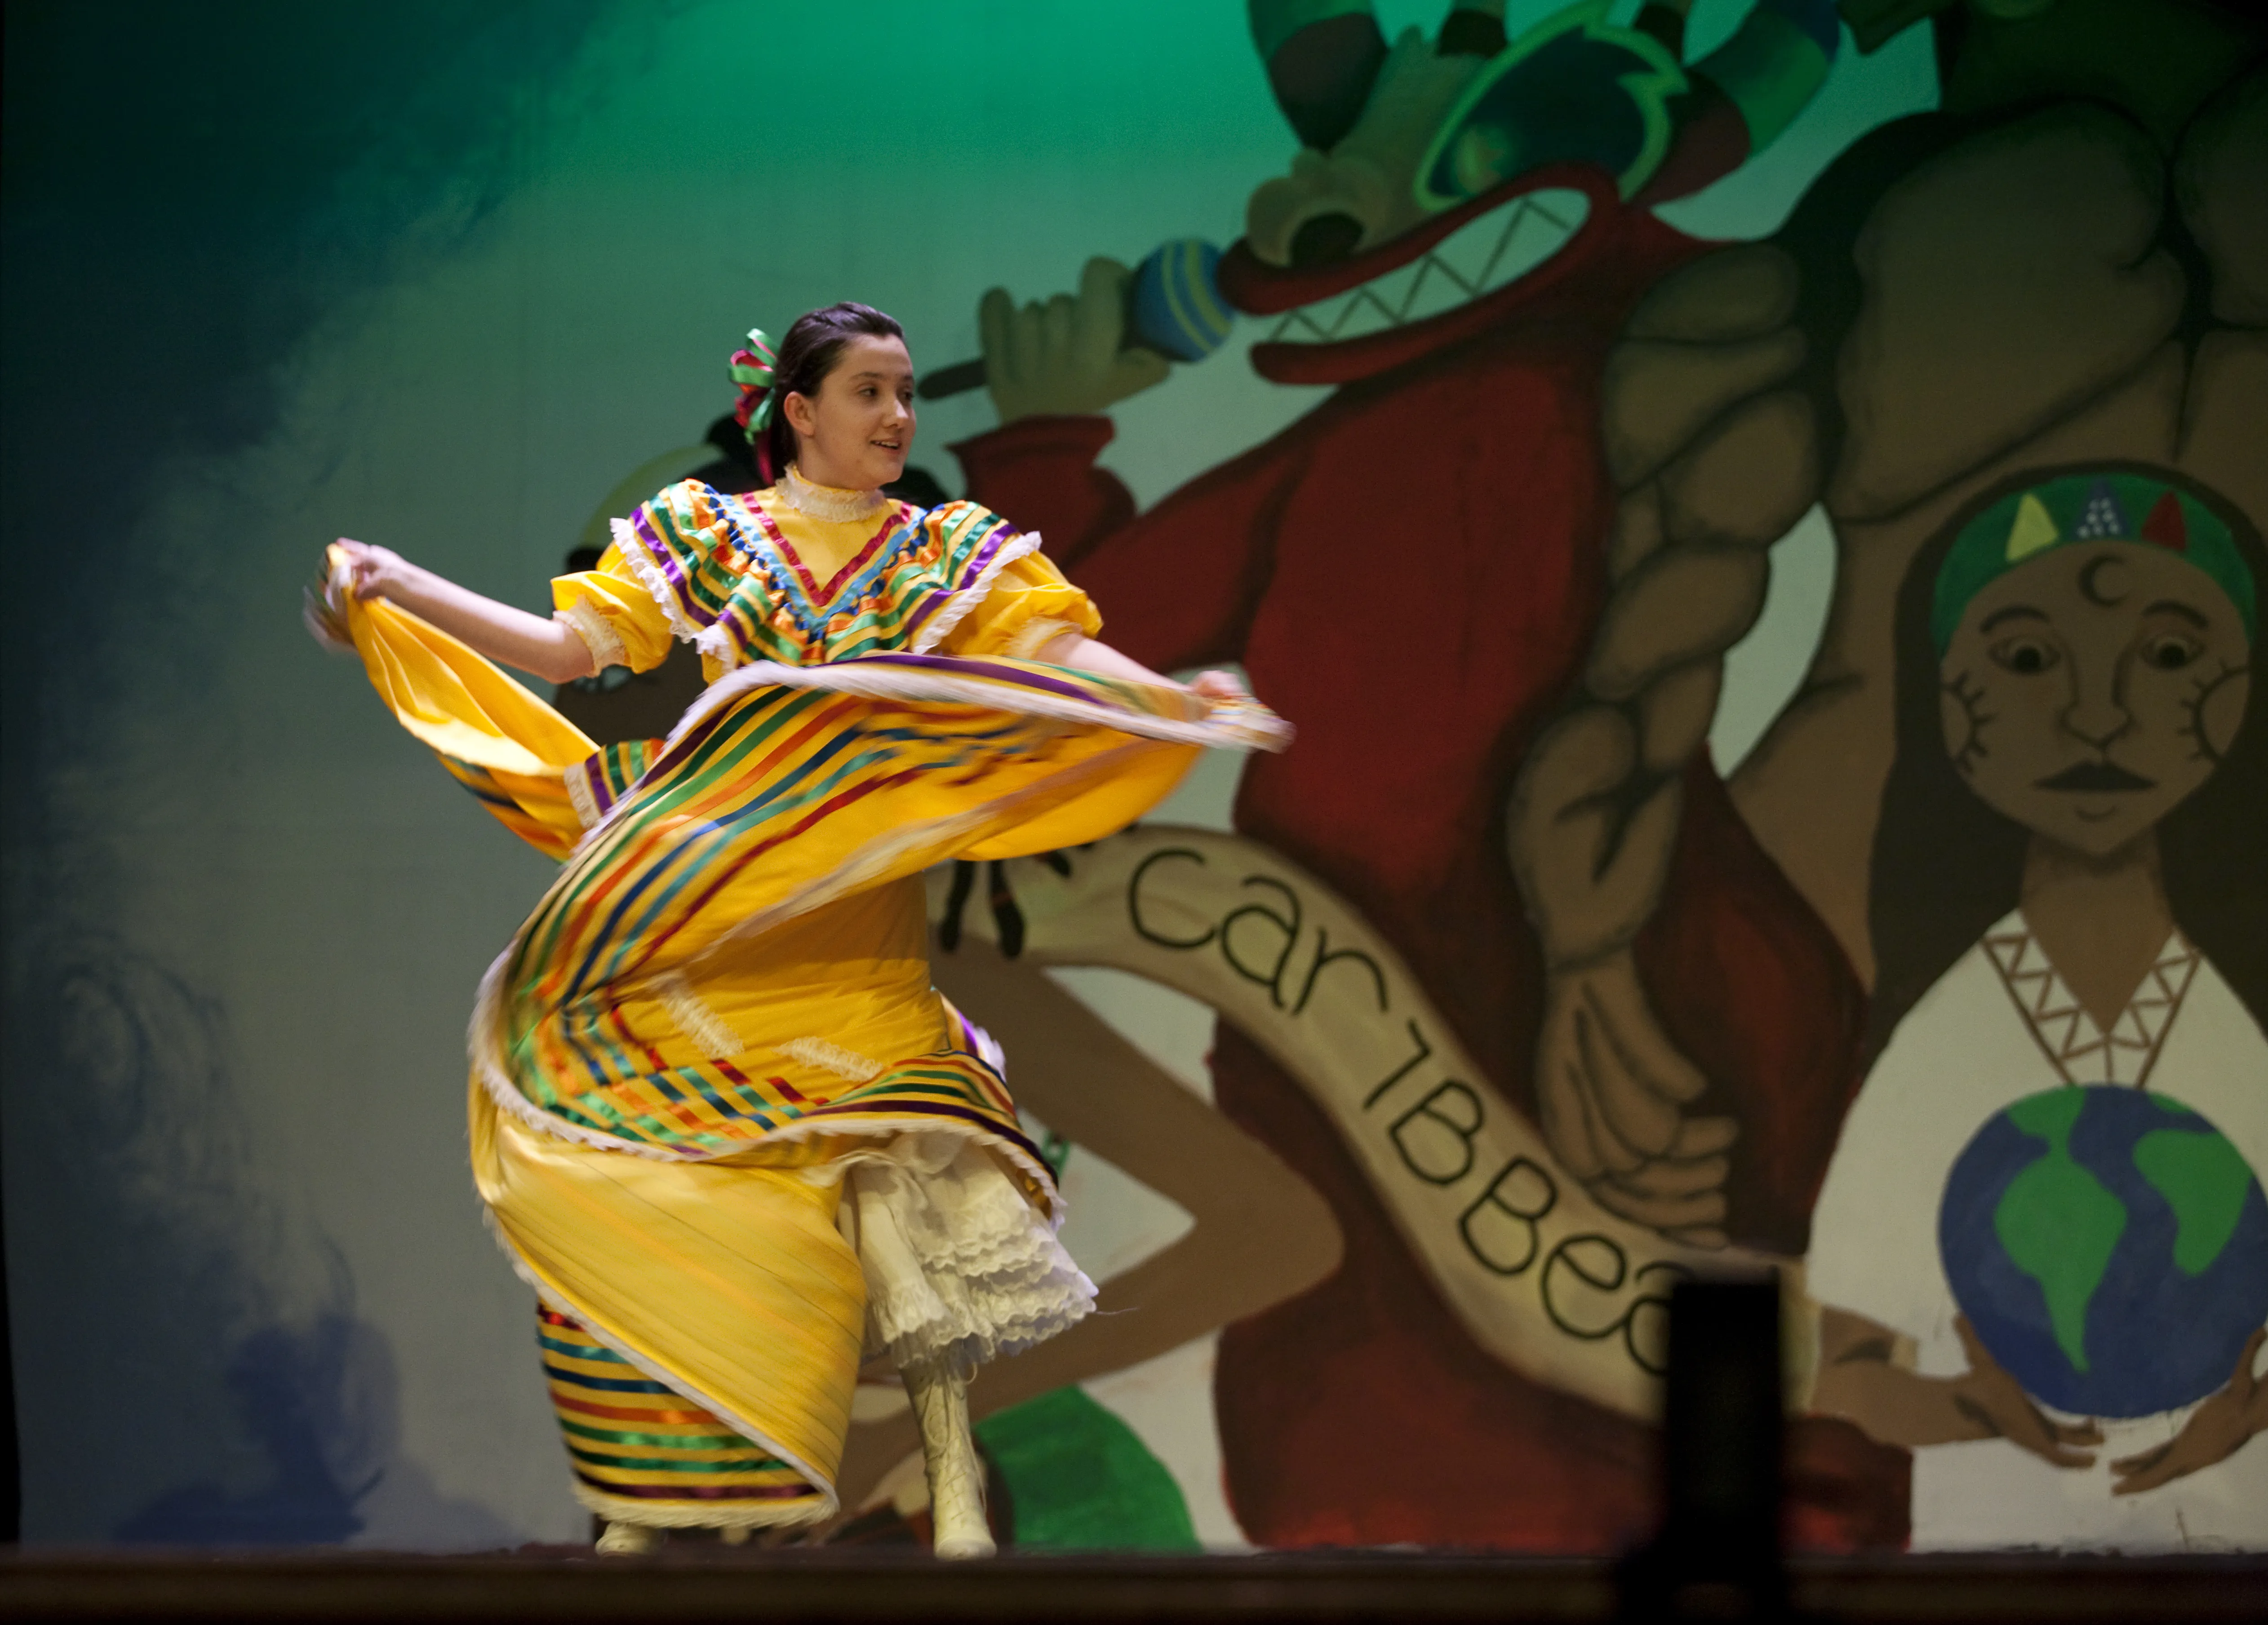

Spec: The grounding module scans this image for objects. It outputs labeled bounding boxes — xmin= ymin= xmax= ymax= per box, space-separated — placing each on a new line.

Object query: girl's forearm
xmin=379 ymin=562 xmax=595 ymax=683
xmin=1042 ymin=632 xmax=1176 ymax=689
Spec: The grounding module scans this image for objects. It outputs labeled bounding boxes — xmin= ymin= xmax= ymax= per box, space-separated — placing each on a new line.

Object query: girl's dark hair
xmin=759 ymin=301 xmax=905 ymax=481
xmin=1864 ymin=461 xmax=2268 ymax=1068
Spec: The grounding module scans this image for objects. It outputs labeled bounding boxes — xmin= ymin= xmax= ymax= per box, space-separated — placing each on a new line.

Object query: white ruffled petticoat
xmin=836 ymin=1130 xmax=1096 ymax=1377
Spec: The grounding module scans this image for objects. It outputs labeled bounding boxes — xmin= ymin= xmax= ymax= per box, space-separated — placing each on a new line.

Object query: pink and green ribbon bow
xmin=728 ymin=327 xmax=778 ymax=442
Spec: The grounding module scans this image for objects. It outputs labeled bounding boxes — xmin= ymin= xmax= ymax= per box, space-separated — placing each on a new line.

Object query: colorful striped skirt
xmin=328 ymin=580 xmax=1289 ymax=1526
xmin=538 ymin=1306 xmax=824 ymax=1519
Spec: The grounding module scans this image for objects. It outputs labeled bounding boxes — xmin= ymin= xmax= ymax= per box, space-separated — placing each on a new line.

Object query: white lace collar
xmin=777 ymin=463 xmax=886 ymax=522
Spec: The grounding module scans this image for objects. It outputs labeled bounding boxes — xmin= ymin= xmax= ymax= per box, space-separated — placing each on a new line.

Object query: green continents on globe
xmin=1942 ymin=1085 xmax=2268 ymax=1416
xmin=2136 ymin=1097 xmax=2256 ymax=1278
xmin=1996 ymin=1089 xmax=2125 ymax=1374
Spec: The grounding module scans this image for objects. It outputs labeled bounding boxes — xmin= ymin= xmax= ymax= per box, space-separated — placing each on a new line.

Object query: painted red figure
xmin=943 ymin=0 xmax=1932 ymax=1550
xmin=952 ymin=1 xmax=1911 ymax=1549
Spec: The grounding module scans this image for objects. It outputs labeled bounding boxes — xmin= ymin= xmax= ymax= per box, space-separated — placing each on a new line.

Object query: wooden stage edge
xmin=2 ymin=1549 xmax=2265 ymax=1623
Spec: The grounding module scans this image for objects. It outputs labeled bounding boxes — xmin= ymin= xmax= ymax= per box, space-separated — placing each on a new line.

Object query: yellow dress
xmin=317 ymin=479 xmax=1287 ymax=1528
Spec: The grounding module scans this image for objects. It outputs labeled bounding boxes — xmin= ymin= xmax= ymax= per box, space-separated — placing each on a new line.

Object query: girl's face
xmin=1939 ymin=544 xmax=2251 ymax=858
xmin=784 ymin=333 xmax=915 ymax=490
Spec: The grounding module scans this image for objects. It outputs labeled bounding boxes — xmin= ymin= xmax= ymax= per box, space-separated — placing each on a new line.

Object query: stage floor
xmin=2 ymin=1549 xmax=2265 ymax=1623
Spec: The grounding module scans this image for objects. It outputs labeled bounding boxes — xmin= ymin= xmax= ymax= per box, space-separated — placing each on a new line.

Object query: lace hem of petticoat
xmin=839 ymin=1131 xmax=1096 ymax=1378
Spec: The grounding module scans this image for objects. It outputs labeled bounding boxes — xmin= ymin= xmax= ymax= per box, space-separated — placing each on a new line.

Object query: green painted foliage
xmin=976 ymin=1386 xmax=1201 ymax=1552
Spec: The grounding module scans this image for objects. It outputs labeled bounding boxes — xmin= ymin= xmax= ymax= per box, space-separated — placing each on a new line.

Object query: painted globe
xmin=1939 ymin=1085 xmax=2268 ymax=1418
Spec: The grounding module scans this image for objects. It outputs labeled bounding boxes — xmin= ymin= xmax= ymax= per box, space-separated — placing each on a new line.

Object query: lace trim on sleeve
xmin=694 ymin=620 xmax=745 ymax=673
xmin=608 ymin=514 xmax=705 ymax=643
xmin=555 ymin=601 xmax=626 ymax=673
xmin=910 ymin=529 xmax=1044 ymax=655
xmin=1001 ymin=615 xmax=1083 ymax=662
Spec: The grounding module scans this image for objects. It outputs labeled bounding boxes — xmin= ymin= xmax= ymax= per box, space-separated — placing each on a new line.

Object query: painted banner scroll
xmin=928 ymin=826 xmax=1804 ymax=1421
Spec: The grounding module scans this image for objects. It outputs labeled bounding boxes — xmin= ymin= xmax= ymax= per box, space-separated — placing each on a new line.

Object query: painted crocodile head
xmin=1220 ymin=0 xmax=1840 ymax=384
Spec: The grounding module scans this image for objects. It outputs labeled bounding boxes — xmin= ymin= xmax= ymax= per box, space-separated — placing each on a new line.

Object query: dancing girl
xmin=310 ymin=302 xmax=1286 ymax=1556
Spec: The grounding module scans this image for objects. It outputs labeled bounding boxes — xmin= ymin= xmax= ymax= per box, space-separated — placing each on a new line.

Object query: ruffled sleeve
xmin=552 ymin=480 xmax=738 ymax=673
xmin=552 ymin=543 xmax=679 ymax=674
xmin=931 ymin=545 xmax=1103 ymax=661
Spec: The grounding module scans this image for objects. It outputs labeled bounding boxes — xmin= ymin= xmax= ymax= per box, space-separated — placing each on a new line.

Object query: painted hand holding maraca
xmin=980 ymin=257 xmax=1172 ymax=423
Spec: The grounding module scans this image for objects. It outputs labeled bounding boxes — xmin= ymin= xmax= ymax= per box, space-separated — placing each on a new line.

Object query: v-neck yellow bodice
xmin=760 ymin=493 xmax=895 ymax=599
xmin=550 ymin=479 xmax=1104 ymax=680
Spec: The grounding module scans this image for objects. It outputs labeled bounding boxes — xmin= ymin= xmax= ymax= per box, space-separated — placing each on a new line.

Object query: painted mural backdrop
xmin=4 ymin=0 xmax=2260 ymax=1553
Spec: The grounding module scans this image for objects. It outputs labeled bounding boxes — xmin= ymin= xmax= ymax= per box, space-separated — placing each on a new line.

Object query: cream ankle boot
xmin=595 ymin=1519 xmax=662 ymax=1556
xmin=903 ymin=1360 xmax=994 ymax=1559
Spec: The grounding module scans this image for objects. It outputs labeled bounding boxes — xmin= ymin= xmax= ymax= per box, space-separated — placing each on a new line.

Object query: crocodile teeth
xmin=1265 ymin=190 xmax=1590 ymax=346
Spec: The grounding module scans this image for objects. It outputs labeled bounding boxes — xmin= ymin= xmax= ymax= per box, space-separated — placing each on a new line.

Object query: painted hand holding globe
xmin=2109 ymin=1328 xmax=2268 ymax=1495
xmin=1935 ymin=1323 xmax=2268 ymax=1493
xmin=1829 ymin=1315 xmax=2268 ymax=1493
xmin=1939 ymin=1085 xmax=2268 ymax=1491
xmin=1949 ymin=1314 xmax=2103 ymax=1468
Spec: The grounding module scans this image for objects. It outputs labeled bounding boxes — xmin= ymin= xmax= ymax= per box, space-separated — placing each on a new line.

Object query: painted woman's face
xmin=1940 ymin=544 xmax=2251 ymax=858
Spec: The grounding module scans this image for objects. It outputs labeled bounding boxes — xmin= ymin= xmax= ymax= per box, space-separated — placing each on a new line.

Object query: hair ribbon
xmin=728 ymin=327 xmax=779 ymax=443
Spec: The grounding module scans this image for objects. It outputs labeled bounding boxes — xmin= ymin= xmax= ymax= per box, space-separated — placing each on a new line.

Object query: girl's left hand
xmin=1190 ymin=669 xmax=1249 ymax=703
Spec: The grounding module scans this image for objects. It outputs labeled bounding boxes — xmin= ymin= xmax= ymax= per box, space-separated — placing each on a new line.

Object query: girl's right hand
xmin=333 ymin=538 xmax=409 ymax=602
